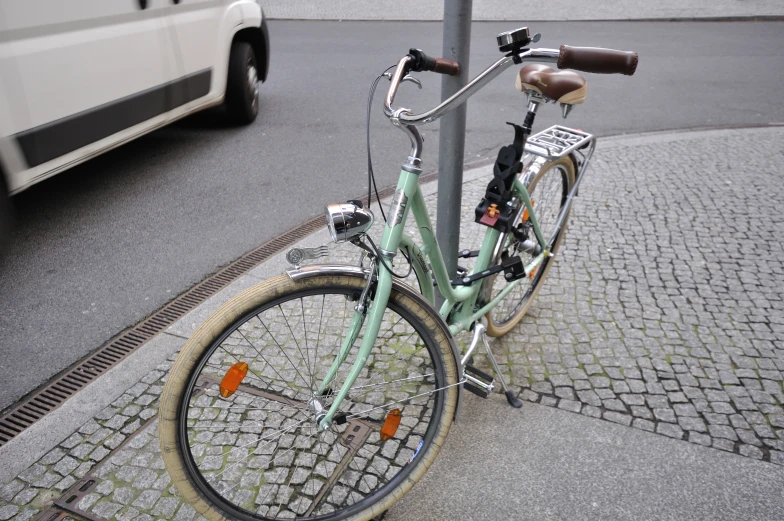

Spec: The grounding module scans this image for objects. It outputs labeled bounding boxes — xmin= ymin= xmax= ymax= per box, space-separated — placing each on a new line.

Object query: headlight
xmin=325 ymin=202 xmax=374 ymax=243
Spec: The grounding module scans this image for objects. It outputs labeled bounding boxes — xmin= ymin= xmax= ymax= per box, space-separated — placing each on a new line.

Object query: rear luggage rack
xmin=524 ymin=125 xmax=593 ymax=160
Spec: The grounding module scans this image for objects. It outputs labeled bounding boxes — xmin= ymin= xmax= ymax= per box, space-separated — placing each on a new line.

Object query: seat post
xmin=521 ymin=98 xmax=541 ymax=138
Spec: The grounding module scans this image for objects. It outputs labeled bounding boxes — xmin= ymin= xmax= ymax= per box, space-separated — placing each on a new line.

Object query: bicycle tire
xmin=485 ymin=156 xmax=575 ymax=337
xmin=159 ymin=272 xmax=459 ymax=521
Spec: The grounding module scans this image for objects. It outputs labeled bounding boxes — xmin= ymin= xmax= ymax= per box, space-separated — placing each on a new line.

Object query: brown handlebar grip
xmin=432 ymin=58 xmax=461 ymax=76
xmin=558 ymin=45 xmax=638 ymax=76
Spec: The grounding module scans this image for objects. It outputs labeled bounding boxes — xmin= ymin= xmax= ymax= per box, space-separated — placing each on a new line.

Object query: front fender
xmin=286 ymin=264 xmax=463 ymax=422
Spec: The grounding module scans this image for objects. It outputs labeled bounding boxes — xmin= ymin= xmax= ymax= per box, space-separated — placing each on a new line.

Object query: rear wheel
xmin=226 ymin=41 xmax=260 ymax=125
xmin=484 ymin=156 xmax=575 ymax=337
xmin=159 ymin=273 xmax=459 ymax=521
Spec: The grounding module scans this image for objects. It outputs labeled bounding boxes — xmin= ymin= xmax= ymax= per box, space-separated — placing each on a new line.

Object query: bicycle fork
xmin=316 ymin=167 xmax=421 ymax=430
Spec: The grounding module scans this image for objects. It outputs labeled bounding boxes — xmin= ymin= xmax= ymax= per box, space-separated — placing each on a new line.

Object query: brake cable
xmin=366 ymin=65 xmax=397 ymax=223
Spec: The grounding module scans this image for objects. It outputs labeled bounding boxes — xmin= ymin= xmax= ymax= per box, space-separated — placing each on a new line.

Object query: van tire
xmin=225 ymin=41 xmax=259 ymax=125
xmin=0 ymin=176 xmax=11 ymax=255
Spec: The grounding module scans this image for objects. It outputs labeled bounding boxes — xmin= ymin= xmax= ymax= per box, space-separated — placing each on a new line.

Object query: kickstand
xmin=480 ymin=331 xmax=523 ymax=408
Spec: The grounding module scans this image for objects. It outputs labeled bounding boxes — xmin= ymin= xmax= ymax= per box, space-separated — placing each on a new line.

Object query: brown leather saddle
xmin=515 ymin=64 xmax=587 ymax=104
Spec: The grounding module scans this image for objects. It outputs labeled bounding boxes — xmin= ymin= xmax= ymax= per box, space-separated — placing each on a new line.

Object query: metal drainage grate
xmin=0 ymin=213 xmax=329 ymax=448
xmin=0 ymin=169 xmax=450 ymax=448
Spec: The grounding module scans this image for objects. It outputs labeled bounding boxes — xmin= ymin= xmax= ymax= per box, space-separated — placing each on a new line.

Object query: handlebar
xmin=384 ymin=45 xmax=637 ymax=126
xmin=408 ymin=49 xmax=461 ymax=76
xmin=384 ymin=48 xmax=560 ymax=125
xmin=558 ymin=45 xmax=638 ymax=76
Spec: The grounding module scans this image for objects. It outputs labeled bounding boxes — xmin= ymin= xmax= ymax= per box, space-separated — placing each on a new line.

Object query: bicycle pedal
xmin=463 ymin=364 xmax=494 ymax=399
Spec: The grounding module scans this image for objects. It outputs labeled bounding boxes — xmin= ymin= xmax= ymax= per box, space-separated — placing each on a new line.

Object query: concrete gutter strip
xmin=387 ymin=396 xmax=784 ymax=521
xmin=0 ymin=126 xmax=779 ymax=486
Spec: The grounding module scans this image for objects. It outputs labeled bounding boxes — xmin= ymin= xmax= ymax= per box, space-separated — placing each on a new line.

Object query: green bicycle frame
xmin=316 ymin=166 xmax=548 ymax=429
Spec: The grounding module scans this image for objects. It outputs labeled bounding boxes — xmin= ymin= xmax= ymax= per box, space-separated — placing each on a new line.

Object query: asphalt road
xmin=1 ymin=20 xmax=783 ymax=413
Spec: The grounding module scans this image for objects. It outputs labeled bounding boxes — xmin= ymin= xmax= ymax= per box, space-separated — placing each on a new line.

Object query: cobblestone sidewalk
xmin=0 ymin=126 xmax=782 ymax=521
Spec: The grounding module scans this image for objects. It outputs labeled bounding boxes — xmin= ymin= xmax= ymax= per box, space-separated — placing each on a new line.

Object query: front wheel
xmin=484 ymin=156 xmax=575 ymax=337
xmin=159 ymin=272 xmax=459 ymax=521
xmin=225 ymin=41 xmax=260 ymax=125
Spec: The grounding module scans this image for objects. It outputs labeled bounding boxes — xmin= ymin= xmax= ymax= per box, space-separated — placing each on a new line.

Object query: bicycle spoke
xmin=177 ymin=285 xmax=450 ymax=521
xmin=256 ymin=315 xmax=311 ymax=391
xmin=300 ymin=298 xmax=315 ymax=390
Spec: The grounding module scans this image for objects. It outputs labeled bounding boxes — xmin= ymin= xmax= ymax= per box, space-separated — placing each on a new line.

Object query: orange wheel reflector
xmin=528 ymin=266 xmax=538 ymax=279
xmin=219 ymin=362 xmax=249 ymax=398
xmin=522 ymin=200 xmax=534 ymax=222
xmin=380 ymin=408 xmax=402 ymax=441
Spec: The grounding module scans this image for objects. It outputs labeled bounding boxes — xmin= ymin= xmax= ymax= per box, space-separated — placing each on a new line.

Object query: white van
xmin=0 ymin=0 xmax=270 ymax=244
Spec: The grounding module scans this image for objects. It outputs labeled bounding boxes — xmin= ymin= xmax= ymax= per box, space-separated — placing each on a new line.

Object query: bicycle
xmin=159 ymin=27 xmax=638 ymax=521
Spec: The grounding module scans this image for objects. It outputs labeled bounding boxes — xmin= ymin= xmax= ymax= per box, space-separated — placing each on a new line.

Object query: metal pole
xmin=436 ymin=0 xmax=472 ymax=298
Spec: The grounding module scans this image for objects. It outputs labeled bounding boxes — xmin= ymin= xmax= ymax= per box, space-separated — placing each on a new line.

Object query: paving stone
xmin=603 ymin=399 xmax=627 ymax=413
xmin=17 ymin=464 xmax=45 ymax=484
xmin=0 ymin=481 xmax=24 ymax=502
xmin=620 ymin=393 xmax=645 ymax=406
xmin=53 ymin=456 xmax=79 ymax=476
xmin=79 ymin=493 xmax=100 ymax=511
xmin=116 ymin=507 xmax=140 ymax=521
xmin=576 ymin=390 xmax=601 ymax=406
xmin=132 ymin=490 xmax=162 ymax=510
xmin=673 ymin=404 xmax=699 ymax=417
xmin=55 ymin=475 xmax=77 ymax=491
xmin=105 ymin=432 xmax=127 ymax=450
xmin=736 ymin=429 xmax=763 ymax=446
xmin=712 ymin=438 xmax=736 ymax=452
xmin=113 ymin=487 xmax=135 ymax=505
xmin=93 ymin=501 xmax=123 ymax=518
xmin=770 ymin=452 xmax=784 ymax=466
xmin=630 ymin=406 xmax=653 ymax=419
xmin=589 ymin=376 xmax=610 ymax=388
xmin=557 ymin=399 xmax=582 ymax=413
xmin=653 ymin=408 xmax=676 ymax=423
xmin=581 ymin=405 xmax=602 ymax=418
xmin=174 ymin=504 xmax=197 ymax=521
xmin=595 ymin=388 xmax=616 ymax=400
xmin=711 ymin=402 xmax=736 ymax=414
xmin=531 ymin=381 xmax=553 ymax=394
xmin=39 ymin=448 xmax=66 ymax=466
xmin=74 ymin=462 xmax=94 ymax=479
xmin=60 ymin=433 xmax=83 ymax=450
xmin=0 ymin=505 xmax=19 ymax=520
xmin=763 ymin=439 xmax=784 ymax=451
xmin=688 ymin=432 xmax=712 ymax=447
xmin=12 ymin=488 xmax=37 ymax=506
xmin=151 ymin=497 xmax=180 ymax=517
xmin=656 ymin=423 xmax=684 ymax=440
xmin=708 ymin=425 xmax=739 ymax=441
xmin=78 ymin=421 xmax=101 ymax=435
xmin=678 ymin=417 xmax=707 ymax=432
xmin=603 ymin=412 xmax=632 ymax=426
xmin=521 ymin=390 xmax=539 ymax=402
xmin=555 ymin=387 xmax=576 ymax=400
xmin=14 ymin=508 xmax=37 ymax=521
xmin=632 ymin=419 xmax=655 ymax=432
xmin=739 ymin=445 xmax=764 ymax=459
xmin=645 ymin=395 xmax=669 ymax=409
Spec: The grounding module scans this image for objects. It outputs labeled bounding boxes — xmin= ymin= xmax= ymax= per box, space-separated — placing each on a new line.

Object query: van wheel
xmin=225 ymin=41 xmax=259 ymax=125
xmin=0 ymin=178 xmax=11 ymax=255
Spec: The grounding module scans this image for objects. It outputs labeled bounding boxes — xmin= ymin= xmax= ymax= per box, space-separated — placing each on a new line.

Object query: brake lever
xmin=383 ymin=71 xmax=423 ymax=90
